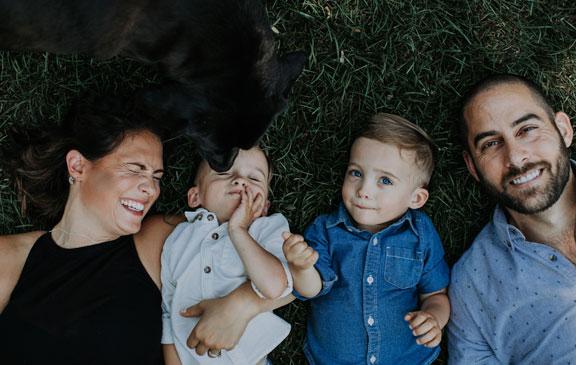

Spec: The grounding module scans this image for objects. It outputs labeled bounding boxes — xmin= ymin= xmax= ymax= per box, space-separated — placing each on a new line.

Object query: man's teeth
xmin=121 ymin=200 xmax=144 ymax=212
xmin=512 ymin=170 xmax=540 ymax=185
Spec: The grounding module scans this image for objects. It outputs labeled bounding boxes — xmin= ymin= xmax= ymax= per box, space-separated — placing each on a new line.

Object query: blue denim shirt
xmin=448 ymin=205 xmax=576 ymax=364
xmin=295 ymin=203 xmax=450 ymax=365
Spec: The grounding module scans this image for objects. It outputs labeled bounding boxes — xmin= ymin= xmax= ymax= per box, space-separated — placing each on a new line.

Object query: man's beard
xmin=476 ymin=145 xmax=571 ymax=214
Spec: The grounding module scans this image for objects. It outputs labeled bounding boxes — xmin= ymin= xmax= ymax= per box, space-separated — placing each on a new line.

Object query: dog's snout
xmin=204 ymin=147 xmax=239 ymax=172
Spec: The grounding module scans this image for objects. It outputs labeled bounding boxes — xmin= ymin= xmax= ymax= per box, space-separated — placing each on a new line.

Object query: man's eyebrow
xmin=473 ymin=113 xmax=541 ymax=148
xmin=126 ymin=162 xmax=165 ymax=174
xmin=511 ymin=113 xmax=540 ymax=128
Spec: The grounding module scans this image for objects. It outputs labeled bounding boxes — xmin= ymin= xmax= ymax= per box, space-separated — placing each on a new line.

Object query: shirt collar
xmin=326 ymin=202 xmax=419 ymax=236
xmin=491 ymin=205 xmax=526 ymax=250
xmin=184 ymin=208 xmax=220 ymax=225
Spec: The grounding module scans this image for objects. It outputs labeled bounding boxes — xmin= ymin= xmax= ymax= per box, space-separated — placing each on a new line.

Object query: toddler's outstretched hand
xmin=229 ymin=186 xmax=265 ymax=232
xmin=404 ymin=311 xmax=442 ymax=348
xmin=282 ymin=232 xmax=319 ymax=270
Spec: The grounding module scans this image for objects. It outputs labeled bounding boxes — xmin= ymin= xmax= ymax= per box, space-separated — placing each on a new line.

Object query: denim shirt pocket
xmin=384 ymin=246 xmax=424 ymax=289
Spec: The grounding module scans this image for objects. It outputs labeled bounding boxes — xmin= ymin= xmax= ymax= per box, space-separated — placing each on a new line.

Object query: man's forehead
xmin=466 ymin=83 xmax=546 ymax=129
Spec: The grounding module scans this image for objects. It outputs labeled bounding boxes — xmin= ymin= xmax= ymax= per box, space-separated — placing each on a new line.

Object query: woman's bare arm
xmin=0 ymin=231 xmax=44 ymax=313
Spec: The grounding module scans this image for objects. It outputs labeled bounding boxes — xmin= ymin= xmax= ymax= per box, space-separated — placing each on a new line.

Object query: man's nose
xmin=505 ymin=139 xmax=529 ymax=169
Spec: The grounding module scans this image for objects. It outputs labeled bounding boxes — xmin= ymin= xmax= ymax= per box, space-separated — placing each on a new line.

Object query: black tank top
xmin=0 ymin=233 xmax=163 ymax=365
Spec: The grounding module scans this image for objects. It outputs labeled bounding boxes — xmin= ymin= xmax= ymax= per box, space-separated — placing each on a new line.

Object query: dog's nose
xmin=204 ymin=148 xmax=239 ymax=172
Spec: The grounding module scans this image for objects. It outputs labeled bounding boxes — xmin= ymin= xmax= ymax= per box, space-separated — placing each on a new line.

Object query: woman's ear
xmin=409 ymin=187 xmax=429 ymax=210
xmin=66 ymin=150 xmax=86 ymax=182
xmin=187 ymin=186 xmax=202 ymax=208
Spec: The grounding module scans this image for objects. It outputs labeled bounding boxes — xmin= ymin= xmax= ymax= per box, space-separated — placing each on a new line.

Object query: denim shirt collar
xmin=491 ymin=159 xmax=576 ymax=251
xmin=326 ymin=202 xmax=419 ymax=237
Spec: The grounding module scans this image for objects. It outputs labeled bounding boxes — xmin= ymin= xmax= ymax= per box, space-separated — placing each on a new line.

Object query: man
xmin=448 ymin=74 xmax=576 ymax=364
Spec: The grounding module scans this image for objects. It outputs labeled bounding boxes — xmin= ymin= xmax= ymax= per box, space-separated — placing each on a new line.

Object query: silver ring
xmin=207 ymin=349 xmax=222 ymax=358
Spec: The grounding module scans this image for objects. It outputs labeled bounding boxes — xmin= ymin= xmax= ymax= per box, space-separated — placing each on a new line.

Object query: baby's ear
xmin=262 ymin=199 xmax=271 ymax=216
xmin=187 ymin=186 xmax=202 ymax=208
xmin=409 ymin=187 xmax=429 ymax=210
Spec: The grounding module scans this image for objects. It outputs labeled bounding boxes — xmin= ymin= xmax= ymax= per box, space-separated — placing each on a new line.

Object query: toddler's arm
xmin=404 ymin=289 xmax=450 ymax=348
xmin=228 ymin=186 xmax=288 ymax=299
xmin=282 ymin=232 xmax=322 ymax=298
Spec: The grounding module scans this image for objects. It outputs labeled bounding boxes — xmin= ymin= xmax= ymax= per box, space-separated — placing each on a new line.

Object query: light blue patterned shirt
xmin=448 ymin=205 xmax=576 ymax=364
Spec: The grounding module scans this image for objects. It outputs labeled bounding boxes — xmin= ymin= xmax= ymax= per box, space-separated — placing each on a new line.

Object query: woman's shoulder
xmin=0 ymin=230 xmax=45 ymax=312
xmin=134 ymin=214 xmax=184 ymax=289
xmin=0 ymin=230 xmax=44 ymax=257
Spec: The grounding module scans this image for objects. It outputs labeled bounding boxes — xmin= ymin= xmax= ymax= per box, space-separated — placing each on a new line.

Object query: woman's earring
xmin=68 ymin=176 xmax=76 ymax=185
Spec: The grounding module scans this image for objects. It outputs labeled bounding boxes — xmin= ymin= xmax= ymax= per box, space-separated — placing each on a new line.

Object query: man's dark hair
xmin=458 ymin=74 xmax=555 ymax=151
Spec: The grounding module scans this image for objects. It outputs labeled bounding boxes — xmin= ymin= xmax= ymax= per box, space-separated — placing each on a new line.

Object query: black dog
xmin=0 ymin=0 xmax=305 ymax=171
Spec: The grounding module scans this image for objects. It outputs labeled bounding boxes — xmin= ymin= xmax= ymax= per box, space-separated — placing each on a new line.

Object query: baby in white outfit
xmin=161 ymin=147 xmax=292 ymax=365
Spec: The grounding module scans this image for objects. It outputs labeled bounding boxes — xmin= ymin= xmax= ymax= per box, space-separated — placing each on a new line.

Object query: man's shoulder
xmin=451 ymin=222 xmax=503 ymax=280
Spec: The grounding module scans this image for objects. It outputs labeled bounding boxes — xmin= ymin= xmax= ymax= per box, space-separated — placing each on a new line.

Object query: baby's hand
xmin=282 ymin=232 xmax=319 ymax=271
xmin=404 ymin=311 xmax=442 ymax=348
xmin=228 ymin=186 xmax=265 ymax=232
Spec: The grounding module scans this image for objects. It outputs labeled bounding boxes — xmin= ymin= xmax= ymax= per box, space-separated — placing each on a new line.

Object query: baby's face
xmin=191 ymin=147 xmax=270 ymax=223
xmin=342 ymin=138 xmax=427 ymax=233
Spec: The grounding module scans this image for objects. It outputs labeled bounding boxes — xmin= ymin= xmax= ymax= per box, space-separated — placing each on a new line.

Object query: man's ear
xmin=409 ymin=187 xmax=429 ymax=210
xmin=463 ymin=151 xmax=480 ymax=182
xmin=66 ymin=150 xmax=86 ymax=182
xmin=554 ymin=111 xmax=573 ymax=148
xmin=187 ymin=186 xmax=202 ymax=208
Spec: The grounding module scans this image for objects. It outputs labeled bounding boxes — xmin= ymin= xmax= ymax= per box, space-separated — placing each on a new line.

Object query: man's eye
xmin=249 ymin=177 xmax=261 ymax=182
xmin=481 ymin=140 xmax=499 ymax=151
xmin=520 ymin=126 xmax=537 ymax=135
xmin=379 ymin=177 xmax=392 ymax=185
xmin=349 ymin=169 xmax=362 ymax=178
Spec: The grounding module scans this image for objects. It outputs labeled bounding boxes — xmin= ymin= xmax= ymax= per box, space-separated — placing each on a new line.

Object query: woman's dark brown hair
xmin=1 ymin=96 xmax=167 ymax=227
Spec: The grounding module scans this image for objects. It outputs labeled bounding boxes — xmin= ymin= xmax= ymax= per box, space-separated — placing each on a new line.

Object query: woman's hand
xmin=179 ymin=283 xmax=260 ymax=355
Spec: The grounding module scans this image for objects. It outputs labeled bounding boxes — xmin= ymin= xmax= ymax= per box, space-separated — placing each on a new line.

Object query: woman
xmin=0 ymin=100 xmax=291 ymax=364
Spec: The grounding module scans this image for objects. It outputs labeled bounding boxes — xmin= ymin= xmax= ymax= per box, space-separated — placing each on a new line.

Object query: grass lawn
xmin=1 ymin=0 xmax=576 ymax=363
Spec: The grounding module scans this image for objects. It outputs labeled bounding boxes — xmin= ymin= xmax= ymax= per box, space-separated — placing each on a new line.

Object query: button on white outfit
xmin=161 ymin=209 xmax=293 ymax=364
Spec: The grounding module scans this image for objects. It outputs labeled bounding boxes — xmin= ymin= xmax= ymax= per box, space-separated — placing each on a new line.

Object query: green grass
xmin=2 ymin=0 xmax=576 ymax=363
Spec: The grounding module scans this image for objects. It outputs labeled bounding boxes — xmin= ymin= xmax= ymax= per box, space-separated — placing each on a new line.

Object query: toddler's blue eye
xmin=379 ymin=177 xmax=392 ymax=185
xmin=349 ymin=169 xmax=362 ymax=178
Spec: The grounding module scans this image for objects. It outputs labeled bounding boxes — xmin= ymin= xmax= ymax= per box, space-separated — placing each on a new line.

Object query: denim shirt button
xmin=370 ymin=355 xmax=377 ymax=364
xmin=212 ymin=233 xmax=219 ymax=240
xmin=207 ymin=214 xmax=214 ymax=221
xmin=367 ymin=316 xmax=374 ymax=326
xmin=367 ymin=275 xmax=374 ymax=285
xmin=372 ymin=237 xmax=379 ymax=245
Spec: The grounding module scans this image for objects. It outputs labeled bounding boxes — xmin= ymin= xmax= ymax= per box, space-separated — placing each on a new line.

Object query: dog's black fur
xmin=0 ymin=0 xmax=305 ymax=171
